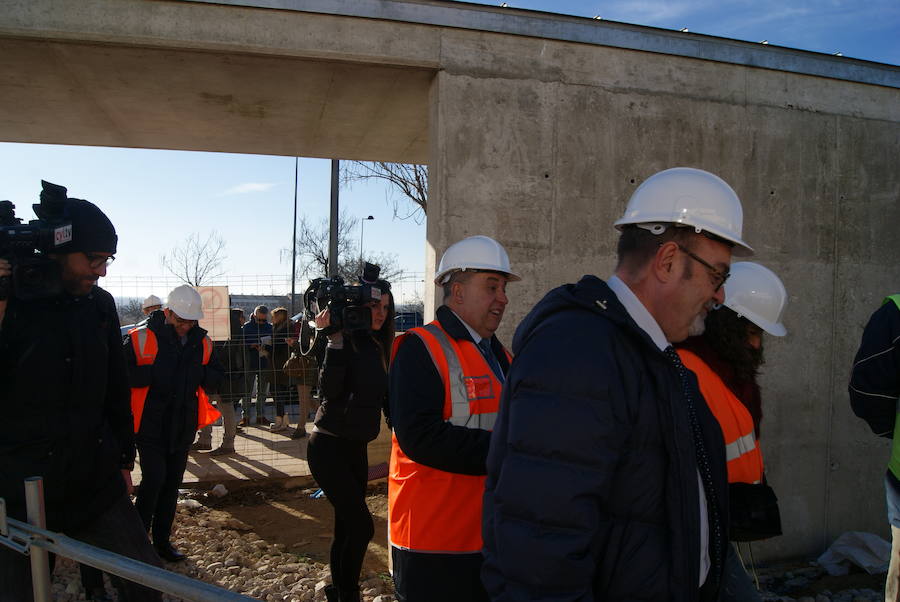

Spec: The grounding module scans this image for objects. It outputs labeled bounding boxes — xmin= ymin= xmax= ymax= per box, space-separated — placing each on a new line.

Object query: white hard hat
xmin=434 ymin=235 xmax=521 ymax=285
xmin=141 ymin=294 xmax=162 ymax=310
xmin=165 ymin=285 xmax=204 ymax=320
xmin=614 ymin=167 xmax=754 ymax=256
xmin=722 ymin=262 xmax=787 ymax=336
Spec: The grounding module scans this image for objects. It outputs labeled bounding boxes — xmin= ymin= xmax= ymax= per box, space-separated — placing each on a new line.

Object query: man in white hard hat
xmin=125 ymin=284 xmax=223 ymax=562
xmin=849 ymin=294 xmax=900 ymax=602
xmin=677 ymin=262 xmax=789 ymax=602
xmin=483 ymin=167 xmax=752 ymax=601
xmin=389 ymin=235 xmax=519 ymax=602
xmin=142 ymin=294 xmax=163 ymax=316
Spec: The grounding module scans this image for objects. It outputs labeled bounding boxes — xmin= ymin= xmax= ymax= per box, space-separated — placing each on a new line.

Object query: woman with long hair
xmin=307 ymin=279 xmax=394 ymax=602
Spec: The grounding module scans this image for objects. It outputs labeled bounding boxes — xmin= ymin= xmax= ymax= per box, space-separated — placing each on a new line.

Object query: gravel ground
xmin=49 ymin=491 xmax=396 ymax=602
xmin=756 ymin=562 xmax=884 ymax=602
xmin=46 ymin=486 xmax=885 ymax=601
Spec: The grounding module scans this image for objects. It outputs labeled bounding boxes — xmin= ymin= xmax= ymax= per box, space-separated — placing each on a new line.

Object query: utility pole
xmin=328 ymin=159 xmax=339 ymax=278
xmin=359 ymin=215 xmax=374 ymax=270
xmin=289 ymin=157 xmax=299 ymax=315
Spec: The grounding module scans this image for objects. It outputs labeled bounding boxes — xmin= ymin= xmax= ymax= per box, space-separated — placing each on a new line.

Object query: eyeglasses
xmin=170 ymin=314 xmax=196 ymax=327
xmin=676 ymin=244 xmax=729 ymax=292
xmin=84 ymin=253 xmax=115 ymax=269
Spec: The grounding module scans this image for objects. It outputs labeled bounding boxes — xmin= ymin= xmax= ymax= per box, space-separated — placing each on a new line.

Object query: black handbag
xmin=729 ymin=481 xmax=783 ymax=542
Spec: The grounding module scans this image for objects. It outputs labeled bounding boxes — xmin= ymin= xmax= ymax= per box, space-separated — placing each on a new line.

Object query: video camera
xmin=303 ymin=262 xmax=384 ymax=335
xmin=0 ymin=181 xmax=72 ymax=301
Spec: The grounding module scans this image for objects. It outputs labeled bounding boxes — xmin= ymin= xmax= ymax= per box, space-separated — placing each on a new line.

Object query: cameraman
xmin=307 ymin=277 xmax=394 ymax=602
xmin=0 ymin=190 xmax=161 ymax=601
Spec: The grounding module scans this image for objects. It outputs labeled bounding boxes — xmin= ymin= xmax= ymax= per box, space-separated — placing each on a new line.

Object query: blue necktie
xmin=478 ymin=338 xmax=505 ymax=383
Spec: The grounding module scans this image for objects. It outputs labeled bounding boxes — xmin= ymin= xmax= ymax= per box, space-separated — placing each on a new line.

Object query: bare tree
xmin=285 ymin=212 xmax=403 ymax=284
xmin=160 ymin=231 xmax=227 ymax=286
xmin=341 ymin=162 xmax=427 ymax=223
xmin=116 ymin=297 xmax=145 ymax=326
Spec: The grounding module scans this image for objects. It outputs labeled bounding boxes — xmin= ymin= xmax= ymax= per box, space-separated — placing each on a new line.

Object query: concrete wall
xmin=427 ymin=29 xmax=900 ymax=560
xmin=3 ymin=0 xmax=900 ymax=560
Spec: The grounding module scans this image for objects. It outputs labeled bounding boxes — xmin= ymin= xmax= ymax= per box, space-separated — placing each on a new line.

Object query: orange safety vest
xmin=128 ymin=326 xmax=220 ymax=434
xmin=678 ymin=349 xmax=764 ymax=484
xmin=388 ymin=321 xmax=510 ymax=554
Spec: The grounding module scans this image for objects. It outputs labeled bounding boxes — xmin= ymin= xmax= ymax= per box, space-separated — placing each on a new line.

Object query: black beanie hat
xmin=63 ymin=198 xmax=118 ymax=254
xmin=36 ymin=181 xmax=117 ymax=254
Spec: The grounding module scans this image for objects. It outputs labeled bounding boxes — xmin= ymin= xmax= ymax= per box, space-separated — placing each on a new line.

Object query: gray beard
xmin=687 ymin=312 xmax=706 ymax=337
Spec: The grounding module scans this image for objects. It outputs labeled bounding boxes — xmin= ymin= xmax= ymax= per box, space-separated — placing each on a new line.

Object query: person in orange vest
xmin=125 ymin=284 xmax=223 ymax=562
xmin=389 ymin=235 xmax=519 ymax=602
xmin=676 ymin=262 xmax=788 ymax=602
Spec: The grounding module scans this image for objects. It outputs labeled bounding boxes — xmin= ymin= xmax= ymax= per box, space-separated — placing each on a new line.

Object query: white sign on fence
xmin=196 ymin=286 xmax=230 ymax=341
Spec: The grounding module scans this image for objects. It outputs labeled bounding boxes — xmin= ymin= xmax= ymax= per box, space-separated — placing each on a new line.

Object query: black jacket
xmin=849 ymin=297 xmax=900 ymax=438
xmin=0 ymin=286 xmax=134 ymax=532
xmin=270 ymin=320 xmax=294 ymax=387
xmin=482 ymin=276 xmax=728 ymax=602
xmin=389 ymin=305 xmax=511 ymax=476
xmin=124 ymin=311 xmax=223 ymax=452
xmin=314 ymin=330 xmax=388 ymax=442
xmin=213 ymin=337 xmax=246 ymax=399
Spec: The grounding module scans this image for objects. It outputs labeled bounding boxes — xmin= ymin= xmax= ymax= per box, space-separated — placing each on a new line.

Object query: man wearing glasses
xmin=0 ymin=188 xmax=162 ymax=601
xmin=482 ymin=168 xmax=752 ymax=602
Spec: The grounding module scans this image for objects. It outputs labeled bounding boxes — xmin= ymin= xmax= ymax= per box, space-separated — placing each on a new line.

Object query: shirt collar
xmin=607 ymin=275 xmax=669 ymax=351
xmin=449 ymin=309 xmax=483 ymax=345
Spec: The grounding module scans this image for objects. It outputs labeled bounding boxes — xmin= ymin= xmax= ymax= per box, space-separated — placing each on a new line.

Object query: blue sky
xmin=0 ymin=146 xmax=427 ymax=301
xmin=463 ymin=0 xmax=899 ymax=65
xmin=1 ymin=0 xmax=896 ymax=304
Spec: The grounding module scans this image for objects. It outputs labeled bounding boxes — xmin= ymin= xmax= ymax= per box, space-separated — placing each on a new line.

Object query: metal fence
xmin=0 ymin=477 xmax=253 ymax=602
xmin=107 ymin=273 xmax=420 ymax=486
xmin=106 ymin=273 xmax=426 ymax=318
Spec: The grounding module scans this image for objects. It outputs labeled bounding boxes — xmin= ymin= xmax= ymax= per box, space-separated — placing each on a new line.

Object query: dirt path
xmin=207 ymin=481 xmax=391 ymax=576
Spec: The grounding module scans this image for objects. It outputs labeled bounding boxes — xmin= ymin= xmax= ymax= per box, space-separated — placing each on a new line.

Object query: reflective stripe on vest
xmin=388 ymin=320 xmax=508 ymax=554
xmin=883 ymin=295 xmax=900 ymax=480
xmin=128 ymin=327 xmax=218 ymax=433
xmin=678 ymin=349 xmax=764 ymax=485
xmin=418 ymin=323 xmax=498 ymax=430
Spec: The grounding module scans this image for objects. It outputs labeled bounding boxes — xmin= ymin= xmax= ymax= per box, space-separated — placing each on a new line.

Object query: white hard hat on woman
xmin=722 ymin=262 xmax=788 ymax=336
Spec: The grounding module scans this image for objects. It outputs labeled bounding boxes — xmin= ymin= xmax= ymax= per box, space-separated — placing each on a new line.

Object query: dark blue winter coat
xmin=482 ymin=276 xmax=728 ymax=602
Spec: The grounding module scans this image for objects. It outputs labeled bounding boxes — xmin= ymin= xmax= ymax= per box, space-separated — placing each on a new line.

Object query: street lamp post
xmin=359 ymin=215 xmax=374 ymax=270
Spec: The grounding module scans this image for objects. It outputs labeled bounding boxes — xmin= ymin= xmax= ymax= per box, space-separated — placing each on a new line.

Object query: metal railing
xmin=0 ymin=477 xmax=254 ymax=602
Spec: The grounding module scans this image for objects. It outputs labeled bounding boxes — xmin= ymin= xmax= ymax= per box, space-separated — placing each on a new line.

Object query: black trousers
xmin=0 ymin=494 xmax=162 ymax=601
xmin=392 ymin=547 xmax=489 ymax=602
xmin=134 ymin=442 xmax=190 ymax=547
xmin=307 ymin=432 xmax=374 ymax=598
